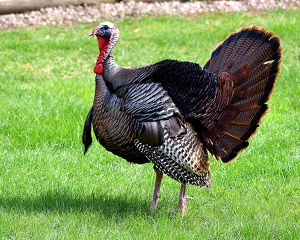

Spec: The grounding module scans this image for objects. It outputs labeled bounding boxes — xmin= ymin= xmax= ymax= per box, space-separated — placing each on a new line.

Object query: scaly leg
xmin=178 ymin=184 xmax=194 ymax=216
xmin=151 ymin=168 xmax=163 ymax=211
xmin=178 ymin=184 xmax=187 ymax=215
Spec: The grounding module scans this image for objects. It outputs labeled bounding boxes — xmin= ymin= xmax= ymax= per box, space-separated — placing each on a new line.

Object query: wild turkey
xmin=83 ymin=22 xmax=282 ymax=214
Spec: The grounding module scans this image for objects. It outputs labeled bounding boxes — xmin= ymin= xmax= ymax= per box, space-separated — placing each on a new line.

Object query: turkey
xmin=82 ymin=22 xmax=282 ymax=214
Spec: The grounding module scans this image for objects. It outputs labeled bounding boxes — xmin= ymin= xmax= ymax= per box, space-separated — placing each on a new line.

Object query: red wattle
xmin=94 ymin=64 xmax=104 ymax=74
xmin=98 ymin=37 xmax=110 ymax=52
xmin=94 ymin=36 xmax=110 ymax=75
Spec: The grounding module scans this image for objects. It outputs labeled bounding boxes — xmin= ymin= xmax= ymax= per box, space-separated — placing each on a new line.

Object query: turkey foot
xmin=151 ymin=168 xmax=163 ymax=211
xmin=185 ymin=195 xmax=194 ymax=201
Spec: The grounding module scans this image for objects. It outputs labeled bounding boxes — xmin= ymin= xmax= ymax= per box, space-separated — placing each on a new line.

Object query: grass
xmin=0 ymin=8 xmax=299 ymax=239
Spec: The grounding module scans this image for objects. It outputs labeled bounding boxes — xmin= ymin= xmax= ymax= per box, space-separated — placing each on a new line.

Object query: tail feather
xmin=226 ymin=123 xmax=258 ymax=140
xmin=232 ymin=105 xmax=268 ymax=125
xmin=233 ymin=91 xmax=268 ymax=110
xmin=82 ymin=107 xmax=93 ymax=154
xmin=206 ymin=27 xmax=280 ymax=76
xmin=203 ymin=26 xmax=282 ymax=162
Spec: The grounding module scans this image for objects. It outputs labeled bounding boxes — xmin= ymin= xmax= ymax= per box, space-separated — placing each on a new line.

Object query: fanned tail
xmin=203 ymin=26 xmax=282 ymax=162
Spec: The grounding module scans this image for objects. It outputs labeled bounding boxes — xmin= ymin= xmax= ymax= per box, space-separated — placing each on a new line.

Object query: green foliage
xmin=0 ymin=8 xmax=299 ymax=239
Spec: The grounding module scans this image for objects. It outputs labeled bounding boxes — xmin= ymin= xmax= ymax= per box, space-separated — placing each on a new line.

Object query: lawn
xmin=0 ymin=8 xmax=299 ymax=239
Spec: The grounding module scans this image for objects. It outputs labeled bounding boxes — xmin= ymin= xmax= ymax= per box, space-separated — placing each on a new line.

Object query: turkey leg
xmin=151 ymin=168 xmax=163 ymax=210
xmin=178 ymin=184 xmax=194 ymax=215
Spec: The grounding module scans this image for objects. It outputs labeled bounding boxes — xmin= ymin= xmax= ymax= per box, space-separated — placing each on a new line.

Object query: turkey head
xmin=90 ymin=22 xmax=120 ymax=74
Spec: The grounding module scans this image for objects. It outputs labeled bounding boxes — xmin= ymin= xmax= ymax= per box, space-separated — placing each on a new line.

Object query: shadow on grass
xmin=0 ymin=190 xmax=153 ymax=218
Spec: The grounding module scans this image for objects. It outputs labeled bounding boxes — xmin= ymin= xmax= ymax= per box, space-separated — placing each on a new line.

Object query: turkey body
xmin=85 ymin=70 xmax=211 ymax=187
xmin=82 ymin=22 xmax=282 ymax=213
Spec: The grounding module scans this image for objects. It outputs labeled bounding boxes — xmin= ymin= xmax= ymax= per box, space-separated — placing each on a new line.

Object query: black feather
xmin=82 ymin=107 xmax=93 ymax=154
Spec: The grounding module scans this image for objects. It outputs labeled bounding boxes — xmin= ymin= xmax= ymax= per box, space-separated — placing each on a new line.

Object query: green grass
xmin=0 ymin=8 xmax=299 ymax=239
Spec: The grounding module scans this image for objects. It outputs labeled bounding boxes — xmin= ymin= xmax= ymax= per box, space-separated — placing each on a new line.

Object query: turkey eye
xmin=100 ymin=25 xmax=111 ymax=36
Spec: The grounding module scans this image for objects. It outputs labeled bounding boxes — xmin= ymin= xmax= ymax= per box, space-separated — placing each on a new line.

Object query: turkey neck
xmin=94 ymin=74 xmax=111 ymax=109
xmin=102 ymin=54 xmax=121 ymax=87
xmin=98 ymin=33 xmax=158 ymax=89
xmin=102 ymin=54 xmax=159 ymax=90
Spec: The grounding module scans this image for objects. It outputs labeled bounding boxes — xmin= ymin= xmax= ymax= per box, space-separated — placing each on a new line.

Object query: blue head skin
xmin=89 ymin=22 xmax=114 ymax=37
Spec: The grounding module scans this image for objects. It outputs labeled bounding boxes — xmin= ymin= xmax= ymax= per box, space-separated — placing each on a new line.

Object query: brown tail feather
xmin=232 ymin=105 xmax=268 ymax=125
xmin=203 ymin=26 xmax=282 ymax=162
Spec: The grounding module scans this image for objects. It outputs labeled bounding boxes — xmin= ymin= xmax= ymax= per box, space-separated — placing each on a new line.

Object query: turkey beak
xmin=89 ymin=27 xmax=99 ymax=36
